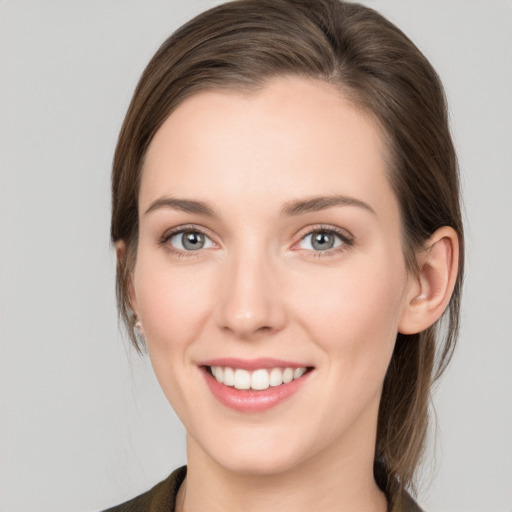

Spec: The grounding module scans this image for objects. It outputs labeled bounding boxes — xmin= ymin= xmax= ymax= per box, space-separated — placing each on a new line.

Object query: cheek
xmin=133 ymin=255 xmax=215 ymax=354
xmin=133 ymin=256 xmax=218 ymax=417
xmin=291 ymin=253 xmax=407 ymax=368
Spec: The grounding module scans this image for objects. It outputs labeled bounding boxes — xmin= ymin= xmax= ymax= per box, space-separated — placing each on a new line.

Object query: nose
xmin=215 ymin=249 xmax=287 ymax=340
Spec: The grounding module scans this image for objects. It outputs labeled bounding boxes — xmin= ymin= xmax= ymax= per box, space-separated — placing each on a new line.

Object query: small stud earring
xmin=133 ymin=319 xmax=147 ymax=353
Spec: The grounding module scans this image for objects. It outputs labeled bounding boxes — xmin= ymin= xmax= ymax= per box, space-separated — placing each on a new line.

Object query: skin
xmin=124 ymin=77 xmax=457 ymax=512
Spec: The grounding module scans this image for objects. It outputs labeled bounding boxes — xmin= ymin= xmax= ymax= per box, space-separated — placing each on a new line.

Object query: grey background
xmin=0 ymin=1 xmax=511 ymax=511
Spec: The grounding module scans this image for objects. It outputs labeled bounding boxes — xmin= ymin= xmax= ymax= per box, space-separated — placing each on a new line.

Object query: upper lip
xmin=199 ymin=357 xmax=311 ymax=371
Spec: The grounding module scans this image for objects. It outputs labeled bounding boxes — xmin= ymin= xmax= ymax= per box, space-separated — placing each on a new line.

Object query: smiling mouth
xmin=206 ymin=365 xmax=312 ymax=391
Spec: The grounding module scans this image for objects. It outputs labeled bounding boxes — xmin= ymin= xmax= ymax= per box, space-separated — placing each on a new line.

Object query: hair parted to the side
xmin=111 ymin=0 xmax=464 ymax=508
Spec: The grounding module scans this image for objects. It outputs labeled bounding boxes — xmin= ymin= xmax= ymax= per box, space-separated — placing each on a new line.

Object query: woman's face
xmin=131 ymin=77 xmax=414 ymax=475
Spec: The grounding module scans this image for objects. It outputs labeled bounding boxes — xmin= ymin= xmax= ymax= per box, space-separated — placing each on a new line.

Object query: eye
xmin=298 ymin=229 xmax=347 ymax=252
xmin=168 ymin=230 xmax=214 ymax=251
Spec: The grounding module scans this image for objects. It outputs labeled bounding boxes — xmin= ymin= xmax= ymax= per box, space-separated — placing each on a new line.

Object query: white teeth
xmin=234 ymin=369 xmax=251 ymax=390
xmin=212 ymin=366 xmax=224 ymax=383
xmin=282 ymin=367 xmax=294 ymax=383
xmin=210 ymin=366 xmax=308 ymax=390
xmin=293 ymin=367 xmax=306 ymax=379
xmin=223 ymin=367 xmax=235 ymax=386
xmin=269 ymin=367 xmax=283 ymax=387
xmin=251 ymin=369 xmax=270 ymax=390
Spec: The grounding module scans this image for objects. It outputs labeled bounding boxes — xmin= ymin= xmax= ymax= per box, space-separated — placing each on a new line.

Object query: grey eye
xmin=169 ymin=231 xmax=213 ymax=251
xmin=299 ymin=231 xmax=343 ymax=251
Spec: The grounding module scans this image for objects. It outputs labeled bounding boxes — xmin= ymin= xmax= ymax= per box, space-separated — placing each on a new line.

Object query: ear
xmin=115 ymin=240 xmax=138 ymax=317
xmin=398 ymin=226 xmax=459 ymax=335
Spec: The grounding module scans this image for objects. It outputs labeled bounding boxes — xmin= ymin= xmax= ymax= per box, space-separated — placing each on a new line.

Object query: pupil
xmin=183 ymin=232 xmax=204 ymax=250
xmin=312 ymin=232 xmax=333 ymax=250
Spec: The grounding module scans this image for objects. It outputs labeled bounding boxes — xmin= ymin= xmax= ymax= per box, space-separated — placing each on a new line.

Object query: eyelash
xmin=293 ymin=225 xmax=354 ymax=258
xmin=159 ymin=224 xmax=354 ymax=258
xmin=159 ymin=224 xmax=215 ymax=258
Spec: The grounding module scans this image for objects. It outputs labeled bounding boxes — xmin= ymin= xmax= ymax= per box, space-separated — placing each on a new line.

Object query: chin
xmin=191 ymin=423 xmax=319 ymax=478
xmin=213 ymin=448 xmax=306 ymax=477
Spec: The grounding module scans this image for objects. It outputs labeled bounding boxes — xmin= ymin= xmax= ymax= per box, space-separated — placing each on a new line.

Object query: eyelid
xmin=158 ymin=223 xmax=354 ymax=256
xmin=159 ymin=224 xmax=219 ymax=254
xmin=291 ymin=224 xmax=354 ymax=254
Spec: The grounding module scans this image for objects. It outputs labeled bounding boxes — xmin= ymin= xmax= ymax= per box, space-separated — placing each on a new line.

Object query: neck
xmin=179 ymin=409 xmax=387 ymax=512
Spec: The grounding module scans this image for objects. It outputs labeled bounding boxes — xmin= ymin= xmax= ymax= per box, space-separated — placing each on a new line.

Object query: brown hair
xmin=111 ymin=0 xmax=464 ymax=507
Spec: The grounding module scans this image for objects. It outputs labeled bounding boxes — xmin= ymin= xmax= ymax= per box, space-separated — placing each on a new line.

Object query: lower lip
xmin=202 ymin=368 xmax=312 ymax=413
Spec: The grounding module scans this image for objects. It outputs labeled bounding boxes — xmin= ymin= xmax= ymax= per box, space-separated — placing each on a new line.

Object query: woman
xmin=106 ymin=0 xmax=463 ymax=510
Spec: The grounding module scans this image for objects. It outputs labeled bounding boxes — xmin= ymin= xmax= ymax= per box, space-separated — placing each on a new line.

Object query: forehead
xmin=141 ymin=77 xmax=394 ymax=215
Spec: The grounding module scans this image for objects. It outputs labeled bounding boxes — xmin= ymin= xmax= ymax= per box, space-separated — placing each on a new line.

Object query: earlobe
xmin=398 ymin=226 xmax=459 ymax=335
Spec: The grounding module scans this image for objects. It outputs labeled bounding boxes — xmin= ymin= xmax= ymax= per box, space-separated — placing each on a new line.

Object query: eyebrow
xmin=281 ymin=195 xmax=376 ymax=216
xmin=144 ymin=194 xmax=375 ymax=217
xmin=145 ymin=197 xmax=215 ymax=216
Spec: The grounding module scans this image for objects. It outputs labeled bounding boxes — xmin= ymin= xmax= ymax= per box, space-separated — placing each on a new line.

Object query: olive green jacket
xmin=103 ymin=466 xmax=424 ymax=512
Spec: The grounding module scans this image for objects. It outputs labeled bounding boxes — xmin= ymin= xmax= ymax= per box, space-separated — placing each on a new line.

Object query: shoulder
xmin=101 ymin=466 xmax=187 ymax=512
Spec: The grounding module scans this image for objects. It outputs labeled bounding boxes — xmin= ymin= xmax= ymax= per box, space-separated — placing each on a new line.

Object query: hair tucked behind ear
xmin=111 ymin=0 xmax=464 ymax=506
